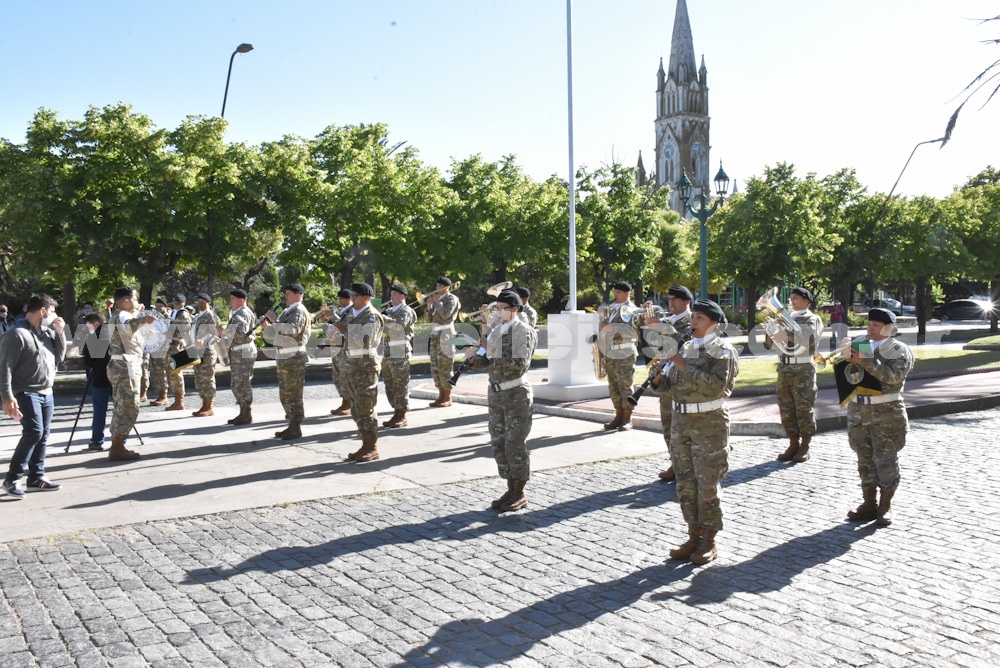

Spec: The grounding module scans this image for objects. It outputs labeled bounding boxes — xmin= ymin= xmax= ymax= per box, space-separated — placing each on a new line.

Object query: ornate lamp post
xmin=677 ymin=162 xmax=730 ymax=299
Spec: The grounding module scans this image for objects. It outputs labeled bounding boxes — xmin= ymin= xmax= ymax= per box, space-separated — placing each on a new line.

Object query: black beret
xmin=197 ymin=293 xmax=211 ymax=303
xmin=113 ymin=287 xmax=135 ymax=301
xmin=667 ymin=285 xmax=693 ymax=302
xmin=284 ymin=283 xmax=305 ymax=295
xmin=691 ymin=299 xmax=725 ymax=323
xmin=868 ymin=307 xmax=896 ymax=325
xmin=514 ymin=286 xmax=531 ymax=300
xmin=337 ymin=288 xmax=354 ymax=299
xmin=791 ymin=286 xmax=814 ymax=303
xmin=612 ymin=281 xmax=632 ymax=293
xmin=351 ymin=282 xmax=374 ymax=297
xmin=390 ymin=284 xmax=408 ymax=296
xmin=230 ymin=289 xmax=248 ymax=299
xmin=435 ymin=276 xmax=452 ymax=286
xmin=173 ymin=293 xmax=186 ymax=303
xmin=155 ymin=297 xmax=168 ymax=306
xmin=496 ymin=290 xmax=523 ymax=308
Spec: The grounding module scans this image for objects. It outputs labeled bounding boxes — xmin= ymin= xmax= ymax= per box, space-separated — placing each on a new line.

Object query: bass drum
xmin=137 ymin=310 xmax=170 ymax=354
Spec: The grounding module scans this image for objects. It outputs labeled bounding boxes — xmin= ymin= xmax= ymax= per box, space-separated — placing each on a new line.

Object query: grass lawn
xmin=633 ymin=348 xmax=1000 ymax=390
xmin=968 ymin=335 xmax=1000 ymax=345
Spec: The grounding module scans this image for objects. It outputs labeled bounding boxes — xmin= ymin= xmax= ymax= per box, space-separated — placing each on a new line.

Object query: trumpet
xmin=406 ymin=280 xmax=461 ymax=309
xmin=460 ymin=302 xmax=497 ymax=323
xmin=813 ymin=340 xmax=853 ymax=369
xmin=619 ymin=304 xmax=645 ymax=324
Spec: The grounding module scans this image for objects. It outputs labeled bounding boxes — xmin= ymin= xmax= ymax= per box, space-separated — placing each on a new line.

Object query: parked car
xmin=931 ymin=299 xmax=990 ymax=321
xmin=863 ymin=298 xmax=903 ymax=316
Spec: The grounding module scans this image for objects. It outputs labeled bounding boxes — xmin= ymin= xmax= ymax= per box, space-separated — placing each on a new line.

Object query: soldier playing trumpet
xmin=427 ymin=276 xmax=461 ymax=408
xmin=316 ymin=288 xmax=354 ymax=416
xmin=190 ymin=294 xmax=221 ymax=417
xmin=381 ymin=284 xmax=417 ymax=428
xmin=219 ymin=289 xmax=257 ymax=425
xmin=597 ymin=281 xmax=641 ymax=431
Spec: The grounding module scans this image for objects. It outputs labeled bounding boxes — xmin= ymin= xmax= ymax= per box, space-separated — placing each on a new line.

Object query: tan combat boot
xmin=108 ymin=437 xmax=140 ymax=462
xmin=603 ymin=408 xmax=624 ymax=430
xmin=492 ymin=479 xmax=514 ymax=510
xmin=193 ymin=398 xmax=214 ymax=417
xmin=618 ymin=409 xmax=633 ymax=431
xmin=275 ymin=421 xmax=302 ymax=440
xmin=669 ymin=525 xmax=702 ymax=560
xmin=230 ymin=406 xmax=253 ymax=425
xmin=499 ymin=479 xmax=528 ymax=512
xmin=382 ymin=409 xmax=407 ymax=428
xmin=149 ymin=391 xmax=168 ymax=407
xmin=690 ymin=529 xmax=719 ymax=565
xmin=847 ymin=485 xmax=878 ymax=522
xmin=437 ymin=387 xmax=453 ymax=408
xmin=876 ymin=488 xmax=895 ymax=526
xmin=354 ymin=433 xmax=380 ymax=463
xmin=793 ymin=435 xmax=811 ymax=462
xmin=658 ymin=466 xmax=676 ymax=482
xmin=330 ymin=398 xmax=351 ymax=415
xmin=429 ymin=388 xmax=445 ymax=407
xmin=777 ymin=435 xmax=800 ymax=461
xmin=165 ymin=397 xmax=185 ymax=411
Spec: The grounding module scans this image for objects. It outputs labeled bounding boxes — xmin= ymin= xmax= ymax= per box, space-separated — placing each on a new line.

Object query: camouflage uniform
xmin=847 ymin=337 xmax=914 ymax=492
xmin=191 ymin=306 xmax=221 ymax=401
xmin=107 ymin=308 xmax=148 ymax=439
xmin=147 ymin=304 xmax=172 ymax=400
xmin=167 ymin=308 xmax=193 ymax=398
xmin=470 ymin=317 xmax=538 ymax=481
xmin=381 ymin=302 xmax=417 ymax=412
xmin=666 ymin=333 xmax=740 ymax=531
xmin=428 ymin=291 xmax=461 ymax=390
xmin=316 ymin=305 xmax=352 ymax=403
xmin=765 ymin=310 xmax=824 ymax=438
xmin=225 ymin=304 xmax=258 ymax=408
xmin=652 ymin=311 xmax=692 ymax=450
xmin=597 ymin=301 xmax=640 ymax=411
xmin=520 ymin=304 xmax=539 ymax=329
xmin=263 ymin=302 xmax=311 ymax=423
xmin=139 ymin=353 xmax=150 ymax=399
xmin=343 ymin=305 xmax=385 ymax=436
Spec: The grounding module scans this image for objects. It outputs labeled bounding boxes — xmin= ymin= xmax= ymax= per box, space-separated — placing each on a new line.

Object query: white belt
xmin=432 ymin=324 xmax=455 ymax=333
xmin=347 ymin=347 xmax=379 ymax=357
xmin=110 ymin=354 xmax=140 ymax=362
xmin=231 ymin=342 xmax=256 ymax=354
xmin=490 ymin=375 xmax=527 ymax=392
xmin=673 ymin=398 xmax=725 ymax=414
xmin=855 ymin=393 xmax=901 ymax=405
xmin=610 ymin=343 xmax=634 ymax=350
xmin=386 ymin=340 xmax=409 ymax=347
xmin=279 ymin=346 xmax=307 ymax=353
xmin=779 ymin=356 xmax=813 ymax=365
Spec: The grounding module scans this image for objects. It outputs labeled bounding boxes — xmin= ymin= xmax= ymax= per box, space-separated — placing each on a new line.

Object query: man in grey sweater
xmin=1 ymin=294 xmax=66 ymax=498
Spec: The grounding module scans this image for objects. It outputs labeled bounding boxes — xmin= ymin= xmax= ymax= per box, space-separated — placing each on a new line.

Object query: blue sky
xmin=2 ymin=1 xmax=997 ymax=198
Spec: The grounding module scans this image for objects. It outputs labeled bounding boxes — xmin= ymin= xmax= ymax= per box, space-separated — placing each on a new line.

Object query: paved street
xmin=2 ymin=390 xmax=999 ymax=667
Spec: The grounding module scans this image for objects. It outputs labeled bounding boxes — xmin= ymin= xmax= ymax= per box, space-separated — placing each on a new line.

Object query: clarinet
xmin=626 ymin=328 xmax=694 ymax=407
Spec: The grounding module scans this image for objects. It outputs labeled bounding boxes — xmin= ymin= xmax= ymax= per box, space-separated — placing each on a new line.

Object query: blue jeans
xmin=90 ymin=385 xmax=112 ymax=446
xmin=6 ymin=391 xmax=54 ymax=482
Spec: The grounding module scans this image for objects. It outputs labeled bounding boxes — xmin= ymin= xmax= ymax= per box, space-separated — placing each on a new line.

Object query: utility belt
xmin=610 ymin=342 xmax=634 ymax=351
xmin=855 ymin=393 xmax=901 ymax=405
xmin=673 ymin=398 xmax=725 ymax=414
xmin=110 ymin=354 xmax=140 ymax=362
xmin=490 ymin=375 xmax=527 ymax=392
xmin=432 ymin=324 xmax=455 ymax=334
xmin=779 ymin=356 xmax=813 ymax=365
xmin=346 ymin=347 xmax=380 ymax=358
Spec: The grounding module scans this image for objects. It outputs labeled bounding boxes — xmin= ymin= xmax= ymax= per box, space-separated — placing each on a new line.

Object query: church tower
xmin=655 ymin=0 xmax=710 ymax=215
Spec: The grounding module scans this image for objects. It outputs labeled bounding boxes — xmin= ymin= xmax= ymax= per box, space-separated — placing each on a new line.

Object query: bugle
xmin=813 ymin=340 xmax=853 ymax=369
xmin=626 ymin=329 xmax=694 ymax=407
xmin=407 ymin=280 xmax=461 ymax=309
xmin=460 ymin=302 xmax=496 ymax=323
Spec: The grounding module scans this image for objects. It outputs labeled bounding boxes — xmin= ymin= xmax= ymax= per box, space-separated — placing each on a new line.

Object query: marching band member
xmin=316 ymin=288 xmax=354 ymax=416
xmin=261 ymin=283 xmax=312 ymax=440
xmin=106 ymin=288 xmax=157 ymax=462
xmin=381 ymin=284 xmax=417 ymax=428
xmin=598 ymin=281 xmax=640 ymax=431
xmin=427 ymin=276 xmax=461 ymax=408
xmin=190 ymin=294 xmax=221 ymax=417
xmin=764 ymin=287 xmax=824 ymax=463
xmin=514 ymin=286 xmax=538 ymax=329
xmin=164 ymin=294 xmax=192 ymax=412
xmin=341 ymin=283 xmax=385 ymax=462
xmin=845 ymin=308 xmax=914 ymax=526
xmin=219 ymin=289 xmax=257 ymax=425
xmin=664 ymin=299 xmax=739 ymax=565
xmin=147 ymin=297 xmax=172 ymax=406
xmin=464 ymin=290 xmax=538 ymax=512
xmin=642 ymin=284 xmax=693 ymax=481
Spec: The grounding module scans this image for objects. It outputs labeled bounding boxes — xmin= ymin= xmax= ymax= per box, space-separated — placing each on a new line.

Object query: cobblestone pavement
xmin=2 ymin=408 xmax=999 ymax=667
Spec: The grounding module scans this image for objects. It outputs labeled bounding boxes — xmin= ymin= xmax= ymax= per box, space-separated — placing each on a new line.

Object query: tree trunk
xmin=746 ymin=286 xmax=761 ymax=352
xmin=991 ymin=277 xmax=999 ymax=335
xmin=61 ymin=282 xmax=76 ymax=327
xmin=915 ymin=276 xmax=927 ymax=343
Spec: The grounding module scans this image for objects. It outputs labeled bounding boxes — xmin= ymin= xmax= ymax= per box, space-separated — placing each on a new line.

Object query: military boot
xmin=690 ymin=529 xmax=719 ymax=565
xmin=330 ymin=398 xmax=351 ymax=415
xmin=669 ymin=524 xmax=702 ymax=560
xmin=618 ymin=409 xmax=634 ymax=431
xmin=603 ymin=408 xmax=624 ymax=430
xmin=108 ymin=437 xmax=140 ymax=462
xmin=150 ymin=391 xmax=168 ymax=406
xmin=847 ymin=485 xmax=878 ymax=522
xmin=165 ymin=397 xmax=185 ymax=411
xmin=382 ymin=409 xmax=407 ymax=428
xmin=231 ymin=406 xmax=253 ymax=425
xmin=354 ymin=433 xmax=380 ymax=463
xmin=499 ymin=479 xmax=528 ymax=512
xmin=275 ymin=421 xmax=302 ymax=440
xmin=193 ymin=398 xmax=214 ymax=417
xmin=793 ymin=435 xmax=812 ymax=462
xmin=429 ymin=388 xmax=445 ymax=407
xmin=437 ymin=388 xmax=453 ymax=408
xmin=492 ymin=479 xmax=515 ymax=510
xmin=876 ymin=488 xmax=895 ymax=526
xmin=777 ymin=435 xmax=800 ymax=461
xmin=658 ymin=466 xmax=676 ymax=482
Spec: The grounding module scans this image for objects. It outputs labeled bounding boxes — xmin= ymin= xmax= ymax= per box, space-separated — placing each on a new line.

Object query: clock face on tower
xmin=692 ymin=143 xmax=700 ymax=156
xmin=665 ymin=145 xmax=674 ymax=158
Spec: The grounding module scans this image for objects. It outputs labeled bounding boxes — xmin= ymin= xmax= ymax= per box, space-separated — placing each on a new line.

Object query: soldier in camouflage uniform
xmin=845 ymin=308 xmax=914 ymax=527
xmin=316 ymin=289 xmax=353 ymax=415
xmin=764 ymin=287 xmax=825 ymax=463
xmin=165 ymin=295 xmax=193 ymax=411
xmin=147 ymin=297 xmax=172 ymax=406
xmin=190 ymin=294 xmax=221 ymax=417
xmin=427 ymin=276 xmax=461 ymax=408
xmin=597 ymin=281 xmax=641 ymax=431
xmin=220 ymin=288 xmax=257 ymax=425
xmin=466 ymin=290 xmax=538 ymax=512
xmin=642 ymin=284 xmax=694 ymax=482
xmin=381 ymin=284 xmax=417 ymax=428
xmin=262 ymin=283 xmax=312 ymax=440
xmin=514 ymin=286 xmax=538 ymax=329
xmin=339 ymin=283 xmax=385 ymax=462
xmin=662 ymin=300 xmax=739 ymax=565
xmin=106 ymin=287 xmax=157 ymax=462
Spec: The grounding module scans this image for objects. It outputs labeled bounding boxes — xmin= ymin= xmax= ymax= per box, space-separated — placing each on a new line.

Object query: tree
xmin=816 ymin=168 xmax=881 ymax=309
xmin=956 ymin=166 xmax=1000 ymax=333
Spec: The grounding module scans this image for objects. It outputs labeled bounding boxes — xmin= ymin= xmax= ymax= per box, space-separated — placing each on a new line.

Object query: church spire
xmin=667 ymin=0 xmax=697 ymax=85
xmin=657 ymin=57 xmax=666 ymax=92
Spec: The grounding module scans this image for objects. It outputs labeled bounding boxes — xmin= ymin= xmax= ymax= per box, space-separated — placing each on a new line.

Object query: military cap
xmin=612 ymin=281 xmax=632 ymax=293
xmin=337 ymin=288 xmax=353 ymax=299
xmin=230 ymin=289 xmax=248 ymax=299
xmin=667 ymin=285 xmax=694 ymax=302
xmin=435 ymin=276 xmax=452 ymax=286
xmin=283 ymin=283 xmax=305 ymax=295
xmin=196 ymin=293 xmax=211 ymax=303
xmin=791 ymin=286 xmax=814 ymax=303
xmin=390 ymin=284 xmax=408 ymax=296
xmin=351 ymin=282 xmax=374 ymax=297
xmin=496 ymin=290 xmax=523 ymax=308
xmin=113 ymin=287 xmax=135 ymax=301
xmin=173 ymin=293 xmax=187 ymax=304
xmin=514 ymin=286 xmax=531 ymax=300
xmin=691 ymin=299 xmax=725 ymax=323
xmin=155 ymin=297 xmax=168 ymax=306
xmin=868 ymin=307 xmax=896 ymax=325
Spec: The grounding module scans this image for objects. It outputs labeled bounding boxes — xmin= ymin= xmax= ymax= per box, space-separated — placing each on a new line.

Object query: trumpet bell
xmin=486 ymin=281 xmax=513 ymax=297
xmin=756 ymin=287 xmax=803 ymax=334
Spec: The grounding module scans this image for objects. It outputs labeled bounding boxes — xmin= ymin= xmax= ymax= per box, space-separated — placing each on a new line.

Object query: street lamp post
xmin=677 ymin=162 xmax=730 ymax=300
xmin=210 ymin=42 xmax=253 ymax=299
